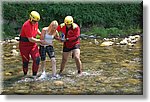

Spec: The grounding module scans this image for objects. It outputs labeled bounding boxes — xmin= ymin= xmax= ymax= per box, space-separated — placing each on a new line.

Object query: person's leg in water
xmin=46 ymin=46 xmax=57 ymax=77
xmin=72 ymin=49 xmax=82 ymax=74
xmin=21 ymin=54 xmax=30 ymax=76
xmin=39 ymin=46 xmax=46 ymax=73
xmin=39 ymin=60 xmax=47 ymax=79
xmin=51 ymin=57 xmax=56 ymax=76
xmin=39 ymin=46 xmax=47 ymax=79
xmin=59 ymin=52 xmax=70 ymax=75
xmin=40 ymin=61 xmax=46 ymax=73
xmin=19 ymin=43 xmax=31 ymax=78
xmin=30 ymin=45 xmax=40 ymax=79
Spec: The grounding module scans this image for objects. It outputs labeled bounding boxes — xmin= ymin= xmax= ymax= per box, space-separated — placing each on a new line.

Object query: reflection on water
xmin=1 ymin=37 xmax=143 ymax=95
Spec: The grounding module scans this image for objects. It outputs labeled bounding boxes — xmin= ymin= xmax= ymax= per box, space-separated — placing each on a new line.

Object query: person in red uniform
xmin=57 ymin=16 xmax=82 ymax=75
xmin=19 ymin=11 xmax=44 ymax=79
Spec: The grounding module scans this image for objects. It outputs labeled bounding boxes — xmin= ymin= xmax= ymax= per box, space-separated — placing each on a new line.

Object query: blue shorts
xmin=39 ymin=45 xmax=55 ymax=61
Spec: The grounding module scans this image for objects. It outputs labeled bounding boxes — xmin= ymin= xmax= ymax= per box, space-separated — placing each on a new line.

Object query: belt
xmin=19 ymin=36 xmax=29 ymax=42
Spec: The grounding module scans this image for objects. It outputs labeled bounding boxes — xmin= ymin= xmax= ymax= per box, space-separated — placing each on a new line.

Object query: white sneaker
xmin=32 ymin=76 xmax=37 ymax=81
xmin=56 ymin=74 xmax=62 ymax=79
xmin=51 ymin=76 xmax=57 ymax=80
xmin=76 ymin=73 xmax=83 ymax=77
xmin=51 ymin=74 xmax=61 ymax=80
xmin=39 ymin=71 xmax=47 ymax=79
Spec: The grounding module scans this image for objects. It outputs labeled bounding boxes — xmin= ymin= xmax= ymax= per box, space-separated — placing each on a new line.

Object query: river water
xmin=1 ymin=37 xmax=143 ymax=95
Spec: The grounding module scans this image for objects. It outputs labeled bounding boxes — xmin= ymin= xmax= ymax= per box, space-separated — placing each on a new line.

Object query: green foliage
xmin=85 ymin=26 xmax=142 ymax=38
xmin=2 ymin=2 xmax=142 ymax=39
xmin=90 ymin=26 xmax=108 ymax=38
xmin=106 ymin=27 xmax=123 ymax=36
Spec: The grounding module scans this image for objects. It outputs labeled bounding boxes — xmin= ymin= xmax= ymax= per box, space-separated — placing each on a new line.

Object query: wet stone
xmin=54 ymin=81 xmax=64 ymax=86
xmin=14 ymin=90 xmax=29 ymax=95
xmin=126 ymin=79 xmax=141 ymax=85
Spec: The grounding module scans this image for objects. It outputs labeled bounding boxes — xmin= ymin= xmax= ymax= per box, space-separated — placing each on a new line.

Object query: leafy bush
xmin=2 ymin=2 xmax=143 ymax=38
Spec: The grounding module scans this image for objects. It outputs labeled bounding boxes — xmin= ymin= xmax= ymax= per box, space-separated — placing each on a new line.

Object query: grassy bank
xmin=81 ymin=26 xmax=142 ymax=38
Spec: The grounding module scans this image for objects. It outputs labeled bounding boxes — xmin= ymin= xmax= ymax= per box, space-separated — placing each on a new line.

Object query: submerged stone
xmin=54 ymin=81 xmax=64 ymax=86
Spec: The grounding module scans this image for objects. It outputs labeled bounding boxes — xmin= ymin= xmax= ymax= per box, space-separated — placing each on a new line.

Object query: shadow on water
xmin=3 ymin=75 xmax=23 ymax=87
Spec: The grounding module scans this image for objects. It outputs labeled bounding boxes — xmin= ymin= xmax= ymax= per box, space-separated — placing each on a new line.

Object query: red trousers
xmin=19 ymin=42 xmax=40 ymax=76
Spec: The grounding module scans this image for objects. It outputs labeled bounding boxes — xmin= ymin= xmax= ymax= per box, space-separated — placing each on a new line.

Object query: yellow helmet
xmin=64 ymin=16 xmax=73 ymax=25
xmin=30 ymin=11 xmax=40 ymax=22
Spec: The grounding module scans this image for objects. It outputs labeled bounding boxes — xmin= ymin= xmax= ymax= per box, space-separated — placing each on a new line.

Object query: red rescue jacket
xmin=57 ymin=23 xmax=80 ymax=48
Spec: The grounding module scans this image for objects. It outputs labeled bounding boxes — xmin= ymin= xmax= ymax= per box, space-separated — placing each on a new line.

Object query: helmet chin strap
xmin=29 ymin=18 xmax=32 ymax=22
xmin=29 ymin=19 xmax=36 ymax=24
xmin=66 ymin=24 xmax=72 ymax=28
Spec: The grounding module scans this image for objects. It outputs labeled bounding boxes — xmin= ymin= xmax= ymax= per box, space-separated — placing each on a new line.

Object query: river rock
xmin=126 ymin=79 xmax=141 ymax=85
xmin=12 ymin=45 xmax=17 ymax=49
xmin=54 ymin=81 xmax=64 ymax=86
xmin=94 ymin=39 xmax=99 ymax=45
xmin=120 ymin=38 xmax=128 ymax=45
xmin=14 ymin=90 xmax=29 ymax=94
xmin=100 ymin=41 xmax=114 ymax=47
xmin=8 ymin=39 xmax=18 ymax=43
xmin=11 ymin=49 xmax=19 ymax=56
xmin=5 ymin=72 xmax=12 ymax=76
